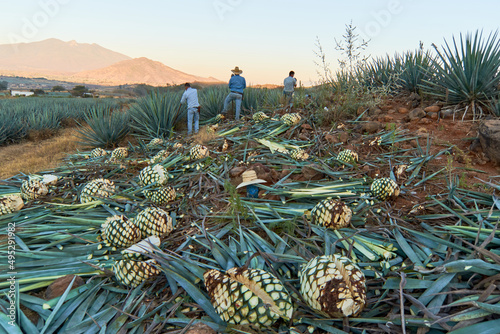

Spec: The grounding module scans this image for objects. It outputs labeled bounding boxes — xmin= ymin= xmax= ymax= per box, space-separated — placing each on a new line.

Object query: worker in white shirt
xmin=180 ymin=83 xmax=200 ymax=135
xmin=283 ymin=71 xmax=297 ymax=111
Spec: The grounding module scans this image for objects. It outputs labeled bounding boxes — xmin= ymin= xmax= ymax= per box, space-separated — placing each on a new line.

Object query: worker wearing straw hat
xmin=236 ymin=170 xmax=266 ymax=198
xmin=221 ymin=66 xmax=246 ymax=120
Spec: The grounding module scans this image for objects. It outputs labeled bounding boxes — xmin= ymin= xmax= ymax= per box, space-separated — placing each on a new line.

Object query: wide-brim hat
xmin=231 ymin=66 xmax=243 ymax=75
xmin=236 ymin=170 xmax=266 ymax=189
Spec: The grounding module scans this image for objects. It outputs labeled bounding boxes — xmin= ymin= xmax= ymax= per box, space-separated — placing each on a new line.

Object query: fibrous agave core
xmin=299 ymin=254 xmax=367 ymax=317
xmin=20 ymin=179 xmax=48 ymax=200
xmin=204 ymin=267 xmax=294 ymax=326
xmin=311 ymin=199 xmax=352 ymax=230
xmin=189 ymin=144 xmax=209 ymax=160
xmin=0 ymin=195 xmax=24 ymax=215
xmin=138 ymin=164 xmax=169 ymax=187
xmin=80 ymin=178 xmax=116 ymax=204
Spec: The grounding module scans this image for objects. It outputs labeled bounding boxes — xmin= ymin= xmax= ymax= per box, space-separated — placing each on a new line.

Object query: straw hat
xmin=231 ymin=66 xmax=243 ymax=75
xmin=236 ymin=170 xmax=266 ymax=189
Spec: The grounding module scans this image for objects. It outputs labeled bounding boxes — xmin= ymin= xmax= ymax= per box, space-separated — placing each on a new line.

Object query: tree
xmin=133 ymin=84 xmax=154 ymax=96
xmin=30 ymin=89 xmax=45 ymax=95
xmin=52 ymin=85 xmax=65 ymax=92
xmin=70 ymin=85 xmax=89 ymax=97
xmin=0 ymin=81 xmax=8 ymax=90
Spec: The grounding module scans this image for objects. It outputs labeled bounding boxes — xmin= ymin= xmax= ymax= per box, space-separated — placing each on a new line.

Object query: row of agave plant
xmin=76 ymin=87 xmax=290 ymax=148
xmin=0 ymin=98 xmax=128 ymax=146
xmin=332 ymin=30 xmax=500 ymax=117
xmin=0 ymin=86 xmax=288 ymax=148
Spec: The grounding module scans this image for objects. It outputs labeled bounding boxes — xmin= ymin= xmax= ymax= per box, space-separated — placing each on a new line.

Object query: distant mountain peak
xmin=71 ymin=56 xmax=222 ymax=86
xmin=0 ymin=38 xmax=131 ymax=73
xmin=0 ymin=39 xmax=221 ymax=86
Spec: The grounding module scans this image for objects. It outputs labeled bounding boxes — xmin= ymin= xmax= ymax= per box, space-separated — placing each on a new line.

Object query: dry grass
xmin=0 ymin=128 xmax=82 ymax=179
xmin=192 ymin=126 xmax=219 ymax=145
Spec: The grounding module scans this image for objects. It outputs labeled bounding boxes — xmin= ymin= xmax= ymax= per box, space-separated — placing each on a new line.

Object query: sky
xmin=0 ymin=0 xmax=499 ymax=86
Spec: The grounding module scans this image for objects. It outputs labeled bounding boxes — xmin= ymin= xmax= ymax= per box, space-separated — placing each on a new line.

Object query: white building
xmin=10 ymin=90 xmax=34 ymax=97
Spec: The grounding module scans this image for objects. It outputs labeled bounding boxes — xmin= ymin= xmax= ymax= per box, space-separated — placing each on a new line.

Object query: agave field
xmin=0 ymin=30 xmax=500 ymax=334
xmin=0 ymin=98 xmax=131 ymax=146
xmin=0 ymin=105 xmax=499 ymax=334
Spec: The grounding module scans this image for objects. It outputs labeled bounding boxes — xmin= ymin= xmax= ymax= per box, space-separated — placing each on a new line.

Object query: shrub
xmin=199 ymin=85 xmax=227 ymax=120
xmin=129 ymin=90 xmax=183 ymax=139
xmin=421 ymin=30 xmax=500 ymax=115
xmin=76 ymin=106 xmax=130 ymax=148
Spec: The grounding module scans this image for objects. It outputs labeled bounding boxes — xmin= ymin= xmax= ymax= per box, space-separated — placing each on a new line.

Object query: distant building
xmin=10 ymin=90 xmax=34 ymax=97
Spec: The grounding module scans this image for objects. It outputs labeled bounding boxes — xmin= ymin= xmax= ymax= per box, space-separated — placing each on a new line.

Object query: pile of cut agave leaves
xmin=1 ymin=109 xmax=500 ymax=334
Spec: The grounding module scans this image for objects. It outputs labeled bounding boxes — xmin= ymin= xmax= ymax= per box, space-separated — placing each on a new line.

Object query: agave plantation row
xmin=0 ymin=98 xmax=128 ymax=146
xmin=0 ymin=86 xmax=294 ymax=147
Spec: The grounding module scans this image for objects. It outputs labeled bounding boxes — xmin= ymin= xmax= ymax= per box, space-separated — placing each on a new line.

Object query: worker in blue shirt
xmin=221 ymin=66 xmax=246 ymax=120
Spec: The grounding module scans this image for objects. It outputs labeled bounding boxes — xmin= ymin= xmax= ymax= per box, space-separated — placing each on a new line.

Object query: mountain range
xmin=0 ymin=38 xmax=220 ymax=86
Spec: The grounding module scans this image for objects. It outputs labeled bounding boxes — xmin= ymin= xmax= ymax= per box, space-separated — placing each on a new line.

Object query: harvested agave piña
xmin=80 ymin=178 xmax=116 ymax=204
xmin=143 ymin=186 xmax=176 ymax=205
xmin=113 ymin=259 xmax=160 ymax=288
xmin=101 ymin=215 xmax=141 ymax=248
xmin=189 ymin=144 xmax=209 ymax=160
xmin=337 ymin=149 xmax=358 ymax=164
xmin=299 ymin=255 xmax=366 ymax=317
xmin=133 ymin=207 xmax=173 ymax=237
xmin=0 ymin=195 xmax=24 ymax=215
xmin=138 ymin=164 xmax=169 ymax=187
xmin=146 ymin=138 xmax=164 ymax=148
xmin=20 ymin=180 xmax=48 ymax=200
xmin=41 ymin=174 xmax=58 ymax=186
xmin=290 ymin=148 xmax=309 ymax=161
xmin=207 ymin=124 xmax=218 ymax=133
xmin=280 ymin=113 xmax=301 ymax=126
xmin=311 ymin=199 xmax=352 ymax=230
xmin=204 ymin=267 xmax=293 ymax=327
xmin=214 ymin=114 xmax=225 ymax=123
xmin=371 ymin=177 xmax=400 ymax=201
xmin=110 ymin=147 xmax=128 ymax=159
xmin=150 ymin=150 xmax=170 ymax=164
xmin=252 ymin=111 xmax=269 ymax=122
xmin=90 ymin=148 xmax=107 ymax=158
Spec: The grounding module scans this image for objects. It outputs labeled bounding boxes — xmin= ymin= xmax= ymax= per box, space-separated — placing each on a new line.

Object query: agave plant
xmin=25 ymin=109 xmax=61 ymax=132
xmin=129 ymin=90 xmax=183 ymax=138
xmin=422 ymin=30 xmax=500 ymax=115
xmin=242 ymin=87 xmax=266 ymax=112
xmin=0 ymin=112 xmax=25 ymax=145
xmin=262 ymin=88 xmax=282 ymax=109
xmin=397 ymin=48 xmax=437 ymax=93
xmin=0 ymin=98 xmax=127 ymax=145
xmin=360 ymin=54 xmax=402 ymax=92
xmin=76 ymin=105 xmax=130 ymax=148
xmin=199 ymin=85 xmax=228 ymax=121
